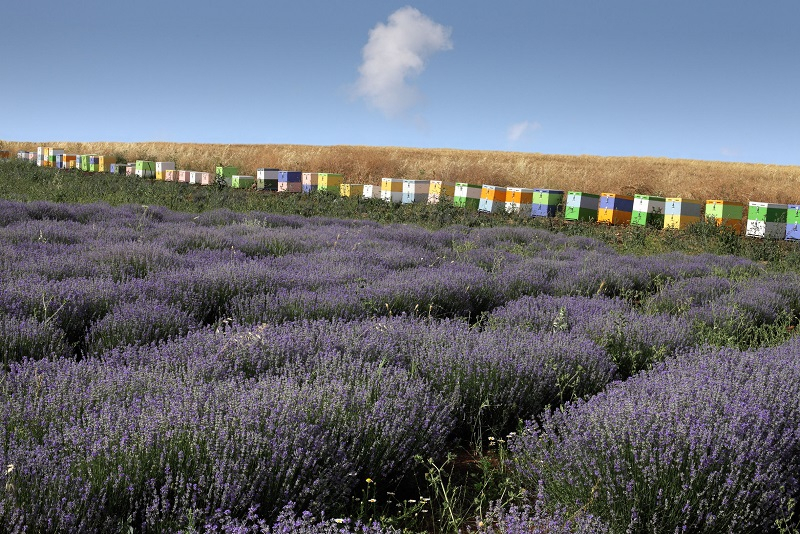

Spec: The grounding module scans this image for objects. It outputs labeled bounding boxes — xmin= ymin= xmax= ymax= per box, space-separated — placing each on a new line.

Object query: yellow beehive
xmin=155 ymin=161 xmax=176 ymax=181
xmin=98 ymin=155 xmax=117 ymax=173
xmin=340 ymin=184 xmax=364 ymax=198
xmin=664 ymin=198 xmax=703 ymax=229
xmin=428 ymin=180 xmax=455 ymax=204
xmin=381 ymin=177 xmax=404 ymax=203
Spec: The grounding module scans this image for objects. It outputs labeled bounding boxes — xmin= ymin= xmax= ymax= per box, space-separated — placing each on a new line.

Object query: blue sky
xmin=2 ymin=1 xmax=799 ymax=165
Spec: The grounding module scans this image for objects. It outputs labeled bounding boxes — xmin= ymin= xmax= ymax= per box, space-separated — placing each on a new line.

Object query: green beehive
xmin=531 ymin=189 xmax=564 ymax=217
xmin=231 ymin=175 xmax=255 ymax=189
xmin=453 ymin=182 xmax=482 ymax=209
xmin=788 ymin=205 xmax=800 ymax=226
xmin=631 ymin=195 xmax=666 ymax=227
xmin=564 ymin=191 xmax=600 ymax=221
xmin=216 ymin=166 xmax=239 ymax=187
xmin=748 ymin=202 xmax=788 ymax=223
xmin=746 ymin=201 xmax=788 ymax=239
xmin=81 ymin=155 xmax=94 ymax=172
xmin=135 ymin=160 xmax=155 ymax=178
xmin=318 ymin=173 xmax=343 ymax=194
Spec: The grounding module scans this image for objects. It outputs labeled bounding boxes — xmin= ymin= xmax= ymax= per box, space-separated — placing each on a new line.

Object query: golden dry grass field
xmin=3 ymin=140 xmax=800 ymax=204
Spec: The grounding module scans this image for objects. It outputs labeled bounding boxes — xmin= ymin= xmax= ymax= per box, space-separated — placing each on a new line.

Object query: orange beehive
xmin=705 ymin=200 xmax=744 ymax=234
xmin=505 ymin=187 xmax=535 ymax=215
xmin=479 ymin=185 xmax=508 ymax=214
xmin=597 ymin=193 xmax=635 ymax=225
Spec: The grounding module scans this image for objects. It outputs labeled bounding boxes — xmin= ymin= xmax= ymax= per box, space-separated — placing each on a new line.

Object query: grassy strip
xmin=2 ymin=158 xmax=800 ymax=269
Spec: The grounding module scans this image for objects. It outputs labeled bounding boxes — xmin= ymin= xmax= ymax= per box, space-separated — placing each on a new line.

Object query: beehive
xmin=98 ymin=155 xmax=116 ymax=173
xmin=155 ymin=161 xmax=175 ymax=181
xmin=381 ymin=177 xmax=404 ymax=203
xmin=631 ymin=195 xmax=666 ymax=227
xmin=126 ymin=164 xmax=136 ymax=176
xmin=215 ymin=166 xmax=238 ymax=187
xmin=88 ymin=155 xmax=101 ymax=173
xmin=427 ymin=180 xmax=455 ymax=204
xmin=746 ymin=202 xmax=788 ymax=239
xmin=50 ymin=149 xmax=64 ymax=168
xmin=277 ymin=171 xmax=302 ymax=193
xmin=164 ymin=169 xmax=176 ymax=182
xmin=531 ymin=189 xmax=564 ymax=217
xmin=597 ymin=193 xmax=635 ymax=225
xmin=36 ymin=147 xmax=43 ymax=167
xmin=189 ymin=171 xmax=202 ymax=185
xmin=177 ymin=170 xmax=190 ymax=183
xmin=362 ymin=184 xmax=381 ymax=199
xmin=28 ymin=152 xmax=36 ymax=162
xmin=340 ymin=184 xmax=364 ymax=198
xmin=318 ymin=173 xmax=343 ymax=194
xmin=302 ymin=172 xmax=318 ymax=193
xmin=64 ymin=155 xmax=76 ymax=169
xmin=505 ymin=187 xmax=535 ymax=215
xmin=16 ymin=151 xmax=28 ymax=160
xmin=664 ymin=198 xmax=703 ymax=229
xmin=402 ymin=180 xmax=430 ymax=204
xmin=75 ymin=155 xmax=83 ymax=171
xmin=564 ymin=191 xmax=600 ymax=221
xmin=705 ymin=200 xmax=744 ymax=234
xmin=453 ymin=182 xmax=482 ymax=209
xmin=257 ymin=168 xmax=279 ymax=191
xmin=82 ymin=155 xmax=96 ymax=172
xmin=200 ymin=172 xmax=213 ymax=186
xmin=41 ymin=147 xmax=49 ymax=167
xmin=478 ymin=185 xmax=508 ymax=214
xmin=231 ymin=175 xmax=255 ymax=189
xmin=135 ymin=160 xmax=155 ymax=178
xmin=786 ymin=205 xmax=800 ymax=240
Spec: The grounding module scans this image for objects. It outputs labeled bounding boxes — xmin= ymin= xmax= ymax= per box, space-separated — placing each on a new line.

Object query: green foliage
xmin=2 ymin=159 xmax=800 ymax=272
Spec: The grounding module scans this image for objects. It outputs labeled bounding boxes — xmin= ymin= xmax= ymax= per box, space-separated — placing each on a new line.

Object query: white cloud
xmin=507 ymin=121 xmax=541 ymax=142
xmin=354 ymin=6 xmax=452 ymax=118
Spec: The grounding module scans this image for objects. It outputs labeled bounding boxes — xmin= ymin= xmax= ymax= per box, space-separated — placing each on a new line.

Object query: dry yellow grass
xmin=3 ymin=140 xmax=800 ymax=204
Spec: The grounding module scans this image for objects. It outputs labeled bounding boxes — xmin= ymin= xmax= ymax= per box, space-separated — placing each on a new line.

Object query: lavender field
xmin=1 ymin=199 xmax=799 ymax=533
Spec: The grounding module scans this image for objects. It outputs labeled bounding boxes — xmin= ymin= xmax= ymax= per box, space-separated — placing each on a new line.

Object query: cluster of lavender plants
xmin=2 ymin=198 xmax=800 ymax=531
xmin=508 ymin=338 xmax=800 ymax=532
xmin=0 ymin=345 xmax=454 ymax=531
xmin=488 ymin=294 xmax=697 ymax=377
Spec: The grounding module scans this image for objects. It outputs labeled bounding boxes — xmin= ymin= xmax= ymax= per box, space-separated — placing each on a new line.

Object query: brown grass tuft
xmin=3 ymin=140 xmax=799 ymax=204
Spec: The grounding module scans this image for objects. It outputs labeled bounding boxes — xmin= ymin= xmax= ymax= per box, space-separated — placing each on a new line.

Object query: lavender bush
xmin=0 ymin=348 xmax=454 ymax=531
xmin=469 ymin=495 xmax=610 ymax=534
xmin=508 ymin=339 xmax=800 ymax=532
xmin=0 ymin=314 xmax=69 ymax=365
xmin=489 ymin=295 xmax=696 ymax=377
xmin=84 ymin=298 xmax=199 ymax=355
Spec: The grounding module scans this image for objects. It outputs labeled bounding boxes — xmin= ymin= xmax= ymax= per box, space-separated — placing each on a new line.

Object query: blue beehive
xmin=278 ymin=171 xmax=302 ymax=193
xmin=302 ymin=172 xmax=318 ymax=193
xmin=786 ymin=205 xmax=800 ymax=240
xmin=531 ymin=189 xmax=564 ymax=218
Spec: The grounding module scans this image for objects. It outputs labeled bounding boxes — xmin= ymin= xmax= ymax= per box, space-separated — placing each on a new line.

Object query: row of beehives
xmin=465 ymin=186 xmax=800 ymax=240
xmin=12 ymin=149 xmax=800 ymax=240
